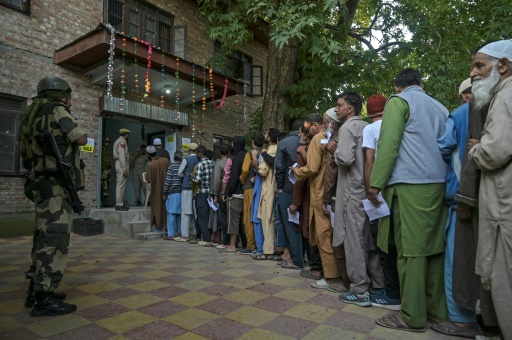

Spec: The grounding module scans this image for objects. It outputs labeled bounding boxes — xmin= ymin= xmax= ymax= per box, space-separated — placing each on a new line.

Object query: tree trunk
xmin=261 ymin=40 xmax=297 ymax=132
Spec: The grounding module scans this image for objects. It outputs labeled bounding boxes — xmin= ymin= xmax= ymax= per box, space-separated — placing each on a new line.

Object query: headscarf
xmin=232 ymin=136 xmax=246 ymax=154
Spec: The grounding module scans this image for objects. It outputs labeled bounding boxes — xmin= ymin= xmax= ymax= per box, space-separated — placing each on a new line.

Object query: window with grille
xmin=0 ymin=0 xmax=30 ymax=14
xmin=214 ymin=42 xmax=262 ymax=96
xmin=0 ymin=94 xmax=27 ymax=176
xmin=104 ymin=0 xmax=185 ymax=57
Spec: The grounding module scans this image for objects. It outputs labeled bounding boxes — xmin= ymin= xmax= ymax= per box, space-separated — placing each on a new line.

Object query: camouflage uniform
xmin=101 ymin=142 xmax=113 ymax=205
xmin=26 ymin=102 xmax=85 ymax=293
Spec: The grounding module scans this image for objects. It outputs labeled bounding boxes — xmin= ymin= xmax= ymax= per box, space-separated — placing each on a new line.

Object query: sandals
xmin=300 ymin=269 xmax=323 ymax=280
xmin=218 ymin=248 xmax=236 ymax=253
xmin=280 ymin=260 xmax=302 ymax=270
xmin=327 ymin=282 xmax=349 ymax=293
xmin=376 ymin=313 xmax=425 ymax=333
xmin=252 ymin=254 xmax=281 ymax=261
xmin=431 ymin=321 xmax=481 ymax=338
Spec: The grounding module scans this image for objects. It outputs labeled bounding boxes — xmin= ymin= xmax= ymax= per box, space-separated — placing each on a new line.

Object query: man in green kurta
xmin=367 ymin=69 xmax=449 ymax=332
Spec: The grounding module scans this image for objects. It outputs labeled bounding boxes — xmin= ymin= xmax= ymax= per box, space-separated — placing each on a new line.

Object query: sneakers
xmin=311 ymin=279 xmax=330 ymax=289
xmin=30 ymin=293 xmax=77 ymax=317
xmin=197 ymin=241 xmax=208 ymax=246
xmin=369 ymin=288 xmax=385 ymax=296
xmin=239 ymin=248 xmax=253 ymax=255
xmin=115 ymin=205 xmax=129 ymax=211
xmin=339 ymin=291 xmax=371 ymax=307
xmin=370 ymin=292 xmax=401 ymax=311
xmin=175 ymin=237 xmax=188 ymax=242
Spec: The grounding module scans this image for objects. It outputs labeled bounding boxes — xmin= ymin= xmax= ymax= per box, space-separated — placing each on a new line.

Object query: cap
xmin=478 ymin=39 xmax=512 ymax=62
xmin=188 ymin=142 xmax=198 ymax=151
xmin=459 ymin=78 xmax=472 ymax=95
xmin=153 ymin=138 xmax=162 ymax=145
xmin=119 ymin=128 xmax=131 ymax=134
xmin=146 ymin=145 xmax=156 ymax=154
xmin=103 ymin=137 xmax=111 ymax=143
xmin=325 ymin=107 xmax=341 ymax=123
xmin=367 ymin=94 xmax=387 ymax=116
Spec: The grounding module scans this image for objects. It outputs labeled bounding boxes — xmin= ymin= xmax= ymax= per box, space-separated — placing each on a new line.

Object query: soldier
xmin=132 ymin=144 xmax=148 ymax=206
xmin=24 ymin=77 xmax=87 ymax=316
xmin=101 ymin=137 xmax=113 ymax=206
xmin=114 ymin=128 xmax=130 ymax=211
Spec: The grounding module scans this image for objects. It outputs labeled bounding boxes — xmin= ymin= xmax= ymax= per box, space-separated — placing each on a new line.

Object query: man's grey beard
xmin=472 ymin=65 xmax=500 ymax=109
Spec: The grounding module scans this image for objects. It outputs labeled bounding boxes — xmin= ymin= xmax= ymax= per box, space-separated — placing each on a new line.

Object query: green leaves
xmin=198 ymin=0 xmax=512 ymax=125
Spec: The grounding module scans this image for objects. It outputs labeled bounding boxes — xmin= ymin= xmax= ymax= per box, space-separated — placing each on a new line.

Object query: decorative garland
xmin=209 ymin=68 xmax=229 ymax=109
xmin=134 ymin=38 xmax=139 ymax=94
xmin=175 ymin=57 xmax=180 ymax=119
xmin=191 ymin=64 xmax=196 ymax=138
xmin=105 ymin=24 xmax=116 ymax=97
xmin=120 ymin=32 xmax=126 ymax=111
xmin=139 ymin=40 xmax=152 ymax=99
xmin=243 ymin=81 xmax=248 ymax=132
xmin=160 ymin=51 xmax=165 ymax=108
xmin=202 ymin=66 xmax=207 ymax=111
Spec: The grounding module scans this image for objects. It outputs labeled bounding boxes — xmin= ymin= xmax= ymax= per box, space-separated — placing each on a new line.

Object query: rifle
xmin=40 ymin=131 xmax=85 ymax=214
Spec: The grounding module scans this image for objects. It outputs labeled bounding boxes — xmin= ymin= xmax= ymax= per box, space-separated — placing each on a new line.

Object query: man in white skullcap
xmin=467 ymin=39 xmax=512 ymax=339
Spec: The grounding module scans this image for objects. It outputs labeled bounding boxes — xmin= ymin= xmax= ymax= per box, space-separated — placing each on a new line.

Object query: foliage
xmin=198 ymin=0 xmax=512 ymax=121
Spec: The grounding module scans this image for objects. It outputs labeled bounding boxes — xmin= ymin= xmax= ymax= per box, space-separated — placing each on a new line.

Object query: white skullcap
xmin=478 ymin=40 xmax=512 ymax=61
xmin=153 ymin=138 xmax=162 ymax=145
xmin=459 ymin=78 xmax=472 ymax=95
xmin=146 ymin=145 xmax=156 ymax=154
xmin=325 ymin=107 xmax=340 ymax=123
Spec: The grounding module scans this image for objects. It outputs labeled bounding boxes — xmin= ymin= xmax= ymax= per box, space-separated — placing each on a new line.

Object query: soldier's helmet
xmin=37 ymin=77 xmax=72 ymax=95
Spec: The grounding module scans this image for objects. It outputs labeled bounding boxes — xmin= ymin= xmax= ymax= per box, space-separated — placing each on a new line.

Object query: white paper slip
xmin=362 ymin=193 xmax=390 ymax=221
xmin=207 ymin=197 xmax=219 ymax=211
xmin=326 ymin=204 xmax=335 ymax=228
xmin=287 ymin=208 xmax=300 ymax=224
xmin=320 ymin=139 xmax=329 ymax=144
xmin=288 ymin=163 xmax=298 ymax=184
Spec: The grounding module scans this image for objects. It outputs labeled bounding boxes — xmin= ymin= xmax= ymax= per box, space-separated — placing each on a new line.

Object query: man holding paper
xmin=368 ymin=69 xmax=449 ymax=332
xmin=327 ymin=92 xmax=384 ymax=307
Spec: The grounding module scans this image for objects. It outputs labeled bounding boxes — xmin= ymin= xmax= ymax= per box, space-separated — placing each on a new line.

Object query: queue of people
xmin=95 ymin=40 xmax=512 ymax=338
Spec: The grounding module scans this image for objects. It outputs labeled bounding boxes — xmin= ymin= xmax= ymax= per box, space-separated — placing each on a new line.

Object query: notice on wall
xmin=182 ymin=137 xmax=191 ymax=150
xmin=81 ymin=138 xmax=95 ymax=153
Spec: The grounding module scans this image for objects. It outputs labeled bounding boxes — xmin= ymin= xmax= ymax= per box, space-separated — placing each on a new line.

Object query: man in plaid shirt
xmin=192 ymin=145 xmax=215 ymax=245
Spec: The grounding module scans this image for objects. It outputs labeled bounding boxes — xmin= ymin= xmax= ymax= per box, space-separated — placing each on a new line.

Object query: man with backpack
xmin=21 ymin=77 xmax=87 ymax=316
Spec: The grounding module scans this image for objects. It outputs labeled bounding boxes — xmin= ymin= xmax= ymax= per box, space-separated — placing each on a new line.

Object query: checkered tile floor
xmin=0 ymin=234 xmax=458 ymax=339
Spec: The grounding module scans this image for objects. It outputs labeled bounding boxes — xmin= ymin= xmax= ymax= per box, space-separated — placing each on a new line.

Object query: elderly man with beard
xmin=467 ymin=39 xmax=512 ymax=340
xmin=369 ymin=69 xmax=449 ymax=332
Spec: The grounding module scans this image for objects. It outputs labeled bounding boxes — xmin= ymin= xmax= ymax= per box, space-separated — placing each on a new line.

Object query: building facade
xmin=0 ymin=0 xmax=267 ymax=227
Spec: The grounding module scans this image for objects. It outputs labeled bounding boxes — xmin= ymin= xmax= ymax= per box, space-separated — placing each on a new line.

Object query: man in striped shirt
xmin=163 ymin=151 xmax=184 ymax=241
xmin=192 ymin=145 xmax=215 ymax=245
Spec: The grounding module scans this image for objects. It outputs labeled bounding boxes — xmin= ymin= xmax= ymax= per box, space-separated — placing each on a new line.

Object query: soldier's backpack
xmin=19 ymin=97 xmax=52 ymax=166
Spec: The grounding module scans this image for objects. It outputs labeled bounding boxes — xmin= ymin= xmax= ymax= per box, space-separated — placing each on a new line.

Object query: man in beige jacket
xmin=467 ymin=39 xmax=512 ymax=340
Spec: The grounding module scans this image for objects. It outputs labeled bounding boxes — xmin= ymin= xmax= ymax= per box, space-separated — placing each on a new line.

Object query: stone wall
xmin=0 ymin=0 xmax=267 ymax=216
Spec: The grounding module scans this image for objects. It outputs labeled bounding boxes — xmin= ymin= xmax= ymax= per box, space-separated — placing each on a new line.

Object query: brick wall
xmin=0 ymin=0 xmax=267 ymax=215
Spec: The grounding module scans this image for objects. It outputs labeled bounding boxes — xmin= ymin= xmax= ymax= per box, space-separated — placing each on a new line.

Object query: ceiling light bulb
xmin=165 ymin=88 xmax=171 ymax=94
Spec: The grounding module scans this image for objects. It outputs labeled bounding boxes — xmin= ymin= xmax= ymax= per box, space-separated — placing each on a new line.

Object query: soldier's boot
xmin=25 ymin=278 xmax=66 ymax=308
xmin=30 ymin=292 xmax=76 ymax=317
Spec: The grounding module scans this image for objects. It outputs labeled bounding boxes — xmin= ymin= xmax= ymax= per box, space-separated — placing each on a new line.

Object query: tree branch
xmin=348 ymin=31 xmax=404 ymax=53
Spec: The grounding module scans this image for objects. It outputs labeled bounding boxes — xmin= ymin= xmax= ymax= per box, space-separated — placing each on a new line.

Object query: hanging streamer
xmin=105 ymin=24 xmax=116 ymax=97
